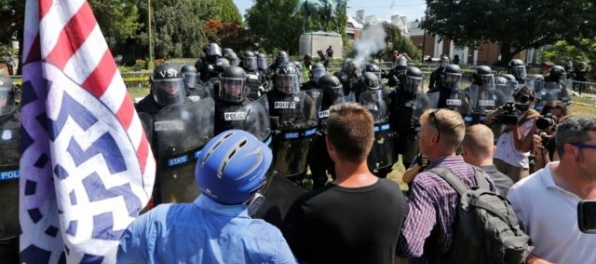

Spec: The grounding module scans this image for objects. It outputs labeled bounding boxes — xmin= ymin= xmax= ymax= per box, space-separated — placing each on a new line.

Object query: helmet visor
xmin=244 ymin=57 xmax=257 ymax=71
xmin=444 ymin=73 xmax=462 ymax=89
xmin=182 ymin=72 xmax=198 ymax=89
xmin=152 ymin=79 xmax=186 ymax=106
xmin=405 ymin=76 xmax=423 ymax=93
xmin=440 ymin=58 xmax=449 ymax=68
xmin=257 ymin=57 xmax=268 ymax=70
xmin=512 ymin=65 xmax=527 ymax=80
xmin=207 ymin=44 xmax=222 ymax=56
xmin=219 ymin=77 xmax=247 ymax=102
xmin=312 ymin=68 xmax=326 ymax=83
xmin=479 ymin=74 xmax=495 ymax=90
xmin=276 ymin=74 xmax=300 ymax=94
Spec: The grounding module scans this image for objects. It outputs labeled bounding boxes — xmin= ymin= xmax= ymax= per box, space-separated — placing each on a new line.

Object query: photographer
xmin=532 ymin=100 xmax=568 ymax=171
xmin=486 ymin=86 xmax=540 ymax=182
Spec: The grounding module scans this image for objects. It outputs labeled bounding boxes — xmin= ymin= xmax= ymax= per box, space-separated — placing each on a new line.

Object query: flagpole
xmin=148 ymin=0 xmax=154 ymax=71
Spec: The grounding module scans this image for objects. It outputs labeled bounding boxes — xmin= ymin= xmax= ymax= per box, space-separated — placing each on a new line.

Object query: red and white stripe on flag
xmin=20 ymin=0 xmax=155 ymax=263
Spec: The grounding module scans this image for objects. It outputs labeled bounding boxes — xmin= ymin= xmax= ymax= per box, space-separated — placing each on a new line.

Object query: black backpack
xmin=429 ymin=167 xmax=531 ymax=264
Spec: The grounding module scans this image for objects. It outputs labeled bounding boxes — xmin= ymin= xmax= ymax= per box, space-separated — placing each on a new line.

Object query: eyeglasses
xmin=571 ymin=142 xmax=596 ymax=149
xmin=429 ymin=109 xmax=441 ymax=142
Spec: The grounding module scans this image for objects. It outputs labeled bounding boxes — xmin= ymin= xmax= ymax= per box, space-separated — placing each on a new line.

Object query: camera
xmin=498 ymin=102 xmax=518 ymax=125
xmin=536 ymin=113 xmax=557 ymax=131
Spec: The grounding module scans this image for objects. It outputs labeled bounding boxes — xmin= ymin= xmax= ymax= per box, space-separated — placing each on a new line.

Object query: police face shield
xmin=276 ymin=55 xmax=289 ymax=65
xmin=511 ymin=65 xmax=527 ymax=80
xmin=312 ymin=68 xmax=326 ymax=83
xmin=182 ymin=72 xmax=198 ymax=89
xmin=404 ymin=76 xmax=423 ymax=94
xmin=152 ymin=79 xmax=186 ymax=106
xmin=275 ymin=74 xmax=300 ymax=94
xmin=478 ymin=74 xmax=495 ymax=90
xmin=324 ymin=86 xmax=345 ymax=102
xmin=219 ymin=78 xmax=247 ymax=102
xmin=207 ymin=45 xmax=222 ymax=57
xmin=244 ymin=57 xmax=257 ymax=72
xmin=443 ymin=73 xmax=462 ymax=90
xmin=0 ymin=87 xmax=15 ymax=114
xmin=257 ymin=57 xmax=268 ymax=70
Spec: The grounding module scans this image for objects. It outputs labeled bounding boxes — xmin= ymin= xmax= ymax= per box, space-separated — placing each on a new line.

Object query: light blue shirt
xmin=117 ymin=195 xmax=297 ymax=264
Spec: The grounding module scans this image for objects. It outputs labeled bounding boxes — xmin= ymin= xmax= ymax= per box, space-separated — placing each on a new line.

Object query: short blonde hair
xmin=327 ymin=103 xmax=375 ymax=163
xmin=462 ymin=124 xmax=494 ymax=156
xmin=420 ymin=109 xmax=465 ymax=150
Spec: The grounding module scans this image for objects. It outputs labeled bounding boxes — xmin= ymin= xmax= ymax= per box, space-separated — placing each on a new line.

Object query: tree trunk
xmin=499 ymin=43 xmax=514 ymax=67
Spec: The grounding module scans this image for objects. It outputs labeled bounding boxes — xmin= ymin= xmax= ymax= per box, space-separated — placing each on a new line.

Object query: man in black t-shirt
xmin=282 ymin=102 xmax=408 ymax=264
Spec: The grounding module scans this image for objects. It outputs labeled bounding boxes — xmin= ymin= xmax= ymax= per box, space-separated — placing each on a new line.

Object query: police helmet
xmin=222 ymin=48 xmax=234 ymax=59
xmin=311 ymin=62 xmax=326 ymax=84
xmin=276 ymin=51 xmax=289 ymax=65
xmin=548 ymin=65 xmax=567 ymax=83
xmin=180 ymin=64 xmax=198 ymax=90
xmin=472 ymin=65 xmax=495 ymax=88
xmin=363 ymin=63 xmax=381 ymax=82
xmin=362 ymin=72 xmax=380 ymax=90
xmin=242 ymin=50 xmax=257 ymax=72
xmin=151 ymin=64 xmax=186 ymax=106
xmin=275 ymin=62 xmax=300 ymax=94
xmin=508 ymin=59 xmax=527 ymax=80
xmin=440 ymin=56 xmax=450 ymax=68
xmin=442 ymin=64 xmax=462 ymax=89
xmin=206 ymin=43 xmax=222 ymax=57
xmin=404 ymin=66 xmax=423 ymax=94
xmin=196 ymin=129 xmax=272 ymax=205
xmin=256 ymin=53 xmax=268 ymax=70
xmin=215 ymin=58 xmax=231 ymax=73
xmin=371 ymin=59 xmax=380 ymax=66
xmin=219 ymin=66 xmax=247 ymax=103
xmin=318 ymin=74 xmax=344 ymax=101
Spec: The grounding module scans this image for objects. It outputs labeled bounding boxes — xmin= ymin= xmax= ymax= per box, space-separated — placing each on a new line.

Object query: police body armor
xmin=390 ymin=91 xmax=431 ymax=167
xmin=466 ymin=84 xmax=506 ymax=125
xmin=428 ymin=88 xmax=471 ymax=116
xmin=268 ymin=90 xmax=322 ymax=178
xmin=187 ymin=82 xmax=212 ymax=102
xmin=359 ymin=89 xmax=397 ymax=174
xmin=246 ymin=72 xmax=266 ymax=100
xmin=0 ymin=110 xmax=20 ymax=245
xmin=215 ymin=95 xmax=272 ymax=144
xmin=152 ymin=98 xmax=214 ymax=204
xmin=536 ymin=82 xmax=566 ymax=111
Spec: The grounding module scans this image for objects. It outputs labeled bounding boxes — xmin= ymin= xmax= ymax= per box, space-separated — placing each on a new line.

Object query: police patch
xmin=318 ymin=110 xmax=330 ymax=118
xmin=224 ymin=111 xmax=247 ymax=121
xmin=154 ymin=120 xmax=185 ymax=131
xmin=478 ymin=100 xmax=495 ymax=107
xmin=446 ymin=99 xmax=462 ymax=106
xmin=274 ymin=101 xmax=296 ymax=109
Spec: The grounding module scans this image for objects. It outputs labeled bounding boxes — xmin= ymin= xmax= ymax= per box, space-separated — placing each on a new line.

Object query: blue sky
xmin=232 ymin=0 xmax=427 ymax=22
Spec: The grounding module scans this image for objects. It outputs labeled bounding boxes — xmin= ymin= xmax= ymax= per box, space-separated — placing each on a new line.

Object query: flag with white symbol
xmin=20 ymin=0 xmax=155 ymax=263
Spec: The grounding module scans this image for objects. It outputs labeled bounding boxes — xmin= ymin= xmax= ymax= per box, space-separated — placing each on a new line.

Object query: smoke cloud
xmin=352 ymin=23 xmax=387 ymax=68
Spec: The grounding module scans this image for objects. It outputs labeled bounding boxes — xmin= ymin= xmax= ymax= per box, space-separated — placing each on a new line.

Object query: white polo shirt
xmin=494 ymin=117 xmax=534 ymax=169
xmin=507 ymin=162 xmax=596 ymax=263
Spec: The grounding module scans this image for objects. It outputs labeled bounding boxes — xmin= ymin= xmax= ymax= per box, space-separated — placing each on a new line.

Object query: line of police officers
xmin=0 ymin=43 xmax=573 ymax=258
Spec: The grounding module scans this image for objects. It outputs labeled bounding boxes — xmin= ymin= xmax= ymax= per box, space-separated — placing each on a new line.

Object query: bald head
xmin=462 ymin=124 xmax=495 ymax=159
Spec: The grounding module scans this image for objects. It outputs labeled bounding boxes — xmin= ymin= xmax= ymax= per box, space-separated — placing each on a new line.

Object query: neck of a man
xmin=428 ymin=147 xmax=457 ymax=161
xmin=333 ymin=159 xmax=378 ymax=188
xmin=553 ymin=161 xmax=596 ymax=200
xmin=468 ymin=153 xmax=493 ymax=167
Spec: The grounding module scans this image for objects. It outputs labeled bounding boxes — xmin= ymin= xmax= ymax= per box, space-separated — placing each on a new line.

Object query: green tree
xmin=246 ymin=0 xmax=348 ymax=55
xmin=211 ymin=0 xmax=242 ymax=24
xmin=421 ymin=0 xmax=596 ymax=65
xmin=376 ymin=22 xmax=421 ymax=62
xmin=540 ymin=40 xmax=596 ymax=67
xmin=90 ymin=0 xmax=143 ymax=48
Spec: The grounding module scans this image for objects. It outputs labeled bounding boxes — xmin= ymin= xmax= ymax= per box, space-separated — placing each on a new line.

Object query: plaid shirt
xmin=396 ymin=156 xmax=497 ymax=263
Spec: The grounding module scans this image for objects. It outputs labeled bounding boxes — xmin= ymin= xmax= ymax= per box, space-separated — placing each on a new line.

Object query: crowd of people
xmin=1 ymin=40 xmax=589 ymax=263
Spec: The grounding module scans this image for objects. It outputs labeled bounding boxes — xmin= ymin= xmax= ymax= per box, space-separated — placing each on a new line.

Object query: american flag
xmin=20 ymin=0 xmax=156 ymax=263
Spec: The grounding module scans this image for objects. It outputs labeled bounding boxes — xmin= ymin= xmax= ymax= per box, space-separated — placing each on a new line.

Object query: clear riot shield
xmin=536 ymin=82 xmax=562 ymax=111
xmin=359 ymin=90 xmax=396 ymax=170
xmin=527 ymin=76 xmax=544 ymax=97
xmin=497 ymin=83 xmax=515 ymax=103
xmin=401 ymin=92 xmax=431 ymax=165
xmin=0 ymin=114 xmax=20 ymax=241
xmin=468 ymin=85 xmax=506 ymax=124
xmin=224 ymin=95 xmax=272 ymax=143
xmin=271 ymin=90 xmax=323 ymax=177
xmin=155 ymin=98 xmax=214 ymax=204
xmin=318 ymin=96 xmax=355 ymax=135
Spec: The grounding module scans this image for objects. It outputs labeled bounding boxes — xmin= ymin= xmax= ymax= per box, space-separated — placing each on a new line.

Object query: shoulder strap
xmin=429 ymin=168 xmax=469 ymax=195
xmin=472 ymin=166 xmax=490 ymax=190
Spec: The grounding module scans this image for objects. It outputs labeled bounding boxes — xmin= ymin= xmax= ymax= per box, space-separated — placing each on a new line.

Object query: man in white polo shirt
xmin=507 ymin=116 xmax=596 ymax=263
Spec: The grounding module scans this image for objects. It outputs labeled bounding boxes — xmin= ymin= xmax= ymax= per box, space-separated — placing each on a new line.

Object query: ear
xmin=325 ymin=136 xmax=335 ymax=154
xmin=492 ymin=145 xmax=496 ymax=154
xmin=563 ymin=143 xmax=579 ymax=158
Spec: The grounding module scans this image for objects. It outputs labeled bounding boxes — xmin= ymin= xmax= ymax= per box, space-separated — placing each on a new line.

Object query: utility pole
xmin=148 ymin=0 xmax=154 ymax=71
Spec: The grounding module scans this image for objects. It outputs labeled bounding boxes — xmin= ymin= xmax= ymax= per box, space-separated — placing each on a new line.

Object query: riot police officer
xmin=334 ymin=59 xmax=360 ymax=97
xmin=428 ymin=64 xmax=468 ymax=112
xmin=465 ymin=65 xmax=507 ymax=125
xmin=358 ymin=72 xmax=395 ymax=178
xmin=0 ymin=76 xmax=20 ymax=262
xmin=223 ymin=48 xmax=240 ymax=67
xmin=136 ymin=64 xmax=190 ymax=116
xmin=267 ymin=62 xmax=322 ymax=185
xmin=309 ymin=74 xmax=350 ymax=188
xmin=301 ymin=62 xmax=326 ymax=91
xmin=241 ymin=51 xmax=267 ymax=99
xmin=256 ymin=52 xmax=272 ymax=92
xmin=509 ymin=58 xmax=527 ymax=84
xmin=269 ymin=50 xmax=290 ymax=73
xmin=180 ymin=64 xmax=208 ymax=102
xmin=386 ymin=56 xmax=408 ymax=88
xmin=542 ymin=65 xmax=571 ymax=106
xmin=196 ymin=43 xmax=223 ymax=82
xmin=388 ymin=66 xmax=430 ymax=168
xmin=429 ymin=55 xmax=449 ymax=90
xmin=213 ymin=66 xmax=271 ymax=142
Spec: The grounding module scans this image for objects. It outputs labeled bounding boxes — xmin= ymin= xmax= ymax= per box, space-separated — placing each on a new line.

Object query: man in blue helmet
xmin=117 ymin=130 xmax=297 ymax=263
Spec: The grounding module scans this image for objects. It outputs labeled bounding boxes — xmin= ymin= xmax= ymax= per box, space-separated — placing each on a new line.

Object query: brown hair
xmin=420 ymin=108 xmax=466 ymax=150
xmin=327 ymin=102 xmax=375 ymax=163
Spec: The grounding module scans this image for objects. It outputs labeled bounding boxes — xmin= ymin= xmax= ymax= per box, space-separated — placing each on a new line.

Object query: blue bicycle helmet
xmin=195 ymin=130 xmax=273 ymax=205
